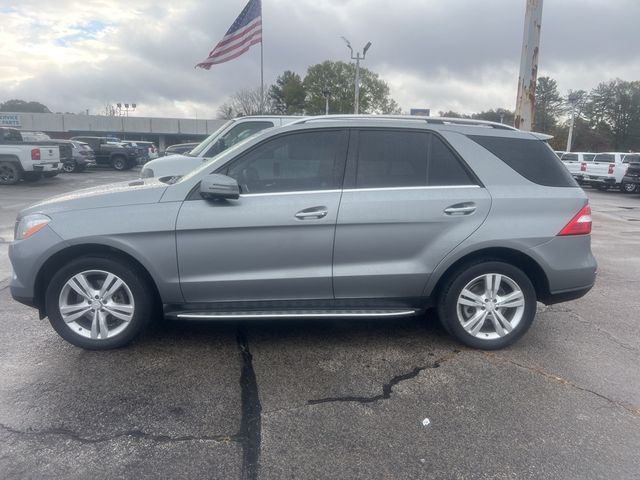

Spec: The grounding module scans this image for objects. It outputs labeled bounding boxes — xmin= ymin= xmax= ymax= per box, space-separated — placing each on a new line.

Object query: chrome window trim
xmin=342 ymin=185 xmax=481 ymax=193
xmin=239 ymin=185 xmax=481 ymax=198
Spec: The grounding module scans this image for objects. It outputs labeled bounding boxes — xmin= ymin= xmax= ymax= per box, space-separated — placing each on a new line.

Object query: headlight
xmin=15 ymin=214 xmax=51 ymax=240
xmin=140 ymin=167 xmax=154 ymax=178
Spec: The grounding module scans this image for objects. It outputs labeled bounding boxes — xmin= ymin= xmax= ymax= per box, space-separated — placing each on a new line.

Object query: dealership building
xmin=0 ymin=112 xmax=228 ymax=151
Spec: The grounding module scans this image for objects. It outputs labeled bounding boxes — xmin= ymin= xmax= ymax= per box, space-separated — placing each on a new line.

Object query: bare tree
xmin=217 ymin=86 xmax=272 ymax=118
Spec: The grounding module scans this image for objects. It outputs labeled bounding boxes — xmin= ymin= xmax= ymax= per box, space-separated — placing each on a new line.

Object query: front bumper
xmin=9 ymin=226 xmax=68 ymax=309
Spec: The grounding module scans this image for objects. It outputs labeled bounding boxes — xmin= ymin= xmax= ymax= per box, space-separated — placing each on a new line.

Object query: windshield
xmin=188 ymin=121 xmax=232 ymax=157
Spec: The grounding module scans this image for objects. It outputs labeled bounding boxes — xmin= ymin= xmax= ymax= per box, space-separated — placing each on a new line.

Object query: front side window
xmin=205 ymin=121 xmax=274 ymax=158
xmin=225 ymin=130 xmax=347 ymax=194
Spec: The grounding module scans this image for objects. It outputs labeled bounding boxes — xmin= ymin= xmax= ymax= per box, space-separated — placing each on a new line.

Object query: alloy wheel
xmin=456 ymin=273 xmax=525 ymax=340
xmin=58 ymin=270 xmax=135 ymax=340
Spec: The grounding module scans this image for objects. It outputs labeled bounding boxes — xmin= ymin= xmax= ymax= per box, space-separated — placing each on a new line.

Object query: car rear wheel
xmin=45 ymin=257 xmax=154 ymax=349
xmin=438 ymin=261 xmax=537 ymax=349
xmin=0 ymin=162 xmax=20 ymax=185
xmin=111 ymin=156 xmax=127 ymax=171
xmin=621 ymin=182 xmax=637 ymax=194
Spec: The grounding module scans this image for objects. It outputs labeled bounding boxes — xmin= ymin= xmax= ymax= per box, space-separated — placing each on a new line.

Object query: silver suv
xmin=9 ymin=116 xmax=597 ymax=350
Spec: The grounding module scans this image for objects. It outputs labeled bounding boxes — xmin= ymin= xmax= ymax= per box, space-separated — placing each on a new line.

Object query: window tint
xmin=561 ymin=153 xmax=578 ymax=161
xmin=623 ymin=154 xmax=640 ymax=163
xmin=205 ymin=121 xmax=273 ymax=157
xmin=428 ymin=136 xmax=475 ymax=186
xmin=356 ymin=131 xmax=428 ymax=188
xmin=226 ymin=130 xmax=346 ymax=194
xmin=584 ymin=154 xmax=595 ymax=161
xmin=468 ymin=135 xmax=577 ymax=187
xmin=354 ymin=130 xmax=475 ymax=188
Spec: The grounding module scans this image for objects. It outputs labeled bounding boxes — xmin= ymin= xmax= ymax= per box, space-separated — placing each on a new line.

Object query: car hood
xmin=19 ymin=179 xmax=169 ymax=218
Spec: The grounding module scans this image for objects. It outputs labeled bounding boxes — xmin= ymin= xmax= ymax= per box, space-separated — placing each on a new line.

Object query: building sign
xmin=410 ymin=109 xmax=430 ymax=117
xmin=0 ymin=114 xmax=21 ymax=127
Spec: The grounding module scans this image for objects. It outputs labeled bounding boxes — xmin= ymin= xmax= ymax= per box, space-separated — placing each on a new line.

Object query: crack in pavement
xmin=543 ymin=305 xmax=638 ymax=353
xmin=236 ymin=327 xmax=262 ymax=480
xmin=482 ymin=352 xmax=640 ymax=418
xmin=0 ymin=422 xmax=237 ymax=445
xmin=307 ymin=350 xmax=462 ymax=405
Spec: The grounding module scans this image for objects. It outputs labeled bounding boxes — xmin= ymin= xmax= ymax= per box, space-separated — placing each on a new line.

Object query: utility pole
xmin=566 ymin=105 xmax=576 ymax=152
xmin=341 ymin=37 xmax=372 ymax=114
xmin=514 ymin=0 xmax=544 ymax=131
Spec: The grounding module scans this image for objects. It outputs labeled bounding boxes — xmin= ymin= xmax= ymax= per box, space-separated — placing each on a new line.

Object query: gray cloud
xmin=2 ymin=0 xmax=639 ymax=117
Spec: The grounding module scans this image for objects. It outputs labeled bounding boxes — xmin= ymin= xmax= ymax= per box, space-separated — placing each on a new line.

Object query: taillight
xmin=608 ymin=164 xmax=615 ymax=175
xmin=580 ymin=162 xmax=587 ymax=172
xmin=31 ymin=148 xmax=40 ymax=161
xmin=558 ymin=205 xmax=592 ymax=236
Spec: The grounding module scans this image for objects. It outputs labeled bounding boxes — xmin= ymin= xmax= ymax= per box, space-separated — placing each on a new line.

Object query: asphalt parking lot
xmin=1 ymin=170 xmax=639 ymax=479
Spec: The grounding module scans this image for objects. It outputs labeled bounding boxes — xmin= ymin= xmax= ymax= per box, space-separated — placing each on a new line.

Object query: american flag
xmin=196 ymin=0 xmax=262 ymax=69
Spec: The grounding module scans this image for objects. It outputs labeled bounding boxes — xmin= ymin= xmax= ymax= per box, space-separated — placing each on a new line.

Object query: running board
xmin=166 ymin=309 xmax=418 ymax=320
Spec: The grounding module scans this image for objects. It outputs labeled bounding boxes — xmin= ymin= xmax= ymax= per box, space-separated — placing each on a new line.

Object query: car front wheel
xmin=111 ymin=156 xmax=127 ymax=171
xmin=45 ymin=257 xmax=154 ymax=349
xmin=438 ymin=261 xmax=537 ymax=349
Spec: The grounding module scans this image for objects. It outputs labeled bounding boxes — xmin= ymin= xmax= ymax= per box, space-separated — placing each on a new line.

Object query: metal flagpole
xmin=260 ymin=39 xmax=264 ymax=114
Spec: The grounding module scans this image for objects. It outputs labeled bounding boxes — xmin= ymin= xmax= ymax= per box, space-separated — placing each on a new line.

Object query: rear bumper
xmin=585 ymin=176 xmax=616 ymax=185
xmin=622 ymin=175 xmax=640 ymax=185
xmin=528 ymin=234 xmax=597 ymax=304
xmin=33 ymin=162 xmax=60 ymax=172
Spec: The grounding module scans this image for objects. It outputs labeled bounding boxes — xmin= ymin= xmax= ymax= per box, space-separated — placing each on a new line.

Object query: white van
xmin=141 ymin=116 xmax=303 ymax=179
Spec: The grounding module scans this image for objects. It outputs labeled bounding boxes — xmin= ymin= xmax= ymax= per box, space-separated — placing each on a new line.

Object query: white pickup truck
xmin=560 ymin=152 xmax=595 ymax=184
xmin=583 ymin=152 xmax=640 ymax=191
xmin=0 ymin=127 xmax=61 ymax=185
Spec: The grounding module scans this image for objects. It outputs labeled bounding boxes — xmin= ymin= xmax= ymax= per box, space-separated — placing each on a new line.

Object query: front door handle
xmin=295 ymin=206 xmax=328 ymax=220
xmin=444 ymin=202 xmax=477 ymax=216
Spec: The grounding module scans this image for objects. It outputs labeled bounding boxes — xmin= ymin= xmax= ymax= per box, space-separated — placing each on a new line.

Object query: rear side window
xmin=561 ymin=153 xmax=578 ymax=161
xmin=355 ymin=130 xmax=476 ymax=188
xmin=428 ymin=136 xmax=476 ymax=186
xmin=593 ymin=154 xmax=615 ymax=163
xmin=356 ymin=131 xmax=428 ymax=188
xmin=468 ymin=135 xmax=577 ymax=187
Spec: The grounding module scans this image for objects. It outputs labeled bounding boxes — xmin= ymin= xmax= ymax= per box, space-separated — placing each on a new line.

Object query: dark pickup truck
xmin=70 ymin=136 xmax=140 ymax=170
xmin=621 ymin=160 xmax=640 ymax=194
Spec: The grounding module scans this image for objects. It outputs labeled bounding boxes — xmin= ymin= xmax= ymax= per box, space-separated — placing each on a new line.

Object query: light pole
xmin=322 ymin=88 xmax=331 ymax=115
xmin=341 ymin=37 xmax=372 ymax=114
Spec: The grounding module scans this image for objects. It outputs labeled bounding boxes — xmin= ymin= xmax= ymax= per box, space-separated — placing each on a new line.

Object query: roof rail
xmin=291 ymin=114 xmax=518 ymax=131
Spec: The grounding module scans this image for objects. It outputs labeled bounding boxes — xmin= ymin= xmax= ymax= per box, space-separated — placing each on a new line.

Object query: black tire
xmin=0 ymin=162 xmax=21 ymax=185
xmin=437 ymin=260 xmax=537 ymax=350
xmin=45 ymin=256 xmax=154 ymax=350
xmin=111 ymin=156 xmax=127 ymax=171
xmin=63 ymin=161 xmax=77 ymax=173
xmin=23 ymin=171 xmax=42 ymax=182
xmin=621 ymin=182 xmax=637 ymax=194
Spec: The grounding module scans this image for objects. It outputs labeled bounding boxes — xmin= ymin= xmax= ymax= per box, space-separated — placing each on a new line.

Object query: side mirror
xmin=200 ymin=174 xmax=240 ymax=200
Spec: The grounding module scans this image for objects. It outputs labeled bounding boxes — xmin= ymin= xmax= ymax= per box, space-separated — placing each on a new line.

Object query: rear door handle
xmin=295 ymin=206 xmax=328 ymax=220
xmin=444 ymin=202 xmax=477 ymax=215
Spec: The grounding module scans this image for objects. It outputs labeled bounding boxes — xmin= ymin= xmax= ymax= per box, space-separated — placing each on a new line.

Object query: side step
xmin=166 ymin=309 xmax=418 ymax=320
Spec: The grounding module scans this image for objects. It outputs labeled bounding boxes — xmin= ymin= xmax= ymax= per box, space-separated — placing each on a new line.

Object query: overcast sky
xmin=1 ymin=0 xmax=639 ymax=119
